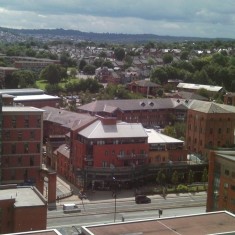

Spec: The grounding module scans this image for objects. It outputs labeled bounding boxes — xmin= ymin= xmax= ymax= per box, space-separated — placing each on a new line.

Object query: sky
xmin=0 ymin=0 xmax=235 ymax=39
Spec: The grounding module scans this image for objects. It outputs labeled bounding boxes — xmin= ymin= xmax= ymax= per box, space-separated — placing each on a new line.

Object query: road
xmin=47 ymin=193 xmax=206 ymax=233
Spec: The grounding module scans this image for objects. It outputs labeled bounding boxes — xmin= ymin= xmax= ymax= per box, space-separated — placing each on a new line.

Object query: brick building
xmin=224 ymin=92 xmax=235 ymax=106
xmin=207 ymin=150 xmax=235 ymax=213
xmin=127 ymin=79 xmax=161 ymax=97
xmin=0 ymin=185 xmax=47 ymax=234
xmin=62 ymin=116 xmax=149 ymax=189
xmin=77 ymin=98 xmax=190 ymax=128
xmin=1 ymin=106 xmax=44 ymax=188
xmin=186 ymin=100 xmax=235 ymax=159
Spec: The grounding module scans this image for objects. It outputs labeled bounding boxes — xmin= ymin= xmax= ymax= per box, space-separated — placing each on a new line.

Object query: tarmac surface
xmin=53 ymin=175 xmax=207 ymax=207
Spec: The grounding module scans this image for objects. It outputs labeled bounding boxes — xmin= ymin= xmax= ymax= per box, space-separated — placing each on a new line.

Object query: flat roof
xmin=177 ymin=82 xmax=223 ymax=92
xmin=82 ymin=211 xmax=235 ymax=235
xmin=2 ymin=106 xmax=44 ymax=113
xmin=3 ymin=229 xmax=62 ymax=235
xmin=0 ymin=88 xmax=44 ymax=96
xmin=14 ymin=94 xmax=60 ymax=101
xmin=0 ymin=187 xmax=46 ymax=207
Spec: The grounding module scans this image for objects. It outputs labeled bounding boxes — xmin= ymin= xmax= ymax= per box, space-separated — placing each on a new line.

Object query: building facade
xmin=1 ymin=107 xmax=44 ymax=189
xmin=207 ymin=150 xmax=235 ymax=213
xmin=0 ymin=185 xmax=47 ymax=234
xmin=186 ymin=100 xmax=235 ymax=158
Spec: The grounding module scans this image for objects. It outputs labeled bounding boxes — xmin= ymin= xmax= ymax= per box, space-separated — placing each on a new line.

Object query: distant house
xmin=224 ymin=92 xmax=235 ymax=106
xmin=95 ymin=67 xmax=121 ymax=84
xmin=165 ymin=91 xmax=209 ymax=101
xmin=177 ymin=82 xmax=224 ymax=96
xmin=127 ymin=79 xmax=161 ymax=97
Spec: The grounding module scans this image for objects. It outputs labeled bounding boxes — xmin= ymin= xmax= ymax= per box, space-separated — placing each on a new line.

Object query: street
xmin=47 ymin=192 xmax=207 ymax=234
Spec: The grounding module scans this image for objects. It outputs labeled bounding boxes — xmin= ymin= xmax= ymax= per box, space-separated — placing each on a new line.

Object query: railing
xmin=117 ymin=153 xmax=148 ymax=159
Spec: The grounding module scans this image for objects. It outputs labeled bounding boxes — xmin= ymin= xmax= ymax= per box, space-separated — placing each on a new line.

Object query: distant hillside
xmin=0 ymin=27 xmax=233 ymax=44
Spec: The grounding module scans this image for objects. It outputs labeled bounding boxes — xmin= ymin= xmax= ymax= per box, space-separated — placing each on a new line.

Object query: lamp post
xmin=113 ymin=176 xmax=117 ymax=222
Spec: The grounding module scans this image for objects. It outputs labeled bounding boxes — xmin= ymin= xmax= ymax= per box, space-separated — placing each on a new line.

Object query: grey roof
xmin=2 ymin=106 xmax=44 ymax=113
xmin=188 ymin=100 xmax=235 ymax=114
xmin=0 ymin=187 xmax=45 ymax=207
xmin=146 ymin=129 xmax=184 ymax=144
xmin=0 ymin=88 xmax=44 ymax=96
xmin=129 ymin=79 xmax=161 ymax=87
xmin=78 ymin=98 xmax=192 ymax=113
xmin=42 ymin=106 xmax=98 ymax=130
xmin=79 ymin=120 xmax=148 ymax=139
xmin=177 ymin=82 xmax=223 ymax=92
xmin=215 ymin=150 xmax=235 ymax=162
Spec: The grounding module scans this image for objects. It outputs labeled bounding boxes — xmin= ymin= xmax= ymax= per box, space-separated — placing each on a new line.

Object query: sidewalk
xmin=55 ymin=175 xmax=207 ymax=205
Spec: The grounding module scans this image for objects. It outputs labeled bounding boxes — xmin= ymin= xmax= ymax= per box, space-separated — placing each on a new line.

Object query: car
xmin=135 ymin=195 xmax=151 ymax=204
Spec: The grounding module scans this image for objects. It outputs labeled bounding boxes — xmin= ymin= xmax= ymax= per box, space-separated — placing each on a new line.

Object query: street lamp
xmin=113 ymin=176 xmax=117 ymax=222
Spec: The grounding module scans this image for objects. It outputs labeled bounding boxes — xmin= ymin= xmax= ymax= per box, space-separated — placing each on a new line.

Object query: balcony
xmin=84 ymin=155 xmax=93 ymax=162
xmin=117 ymin=153 xmax=148 ymax=160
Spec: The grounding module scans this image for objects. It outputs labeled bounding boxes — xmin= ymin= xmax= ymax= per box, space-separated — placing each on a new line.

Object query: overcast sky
xmin=0 ymin=0 xmax=235 ymax=39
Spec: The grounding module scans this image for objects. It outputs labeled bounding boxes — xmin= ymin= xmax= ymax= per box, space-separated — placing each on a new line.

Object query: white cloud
xmin=0 ymin=0 xmax=234 ymax=38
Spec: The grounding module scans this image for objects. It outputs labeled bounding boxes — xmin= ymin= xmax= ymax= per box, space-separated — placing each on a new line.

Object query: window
xmin=30 ymin=131 xmax=35 ymax=139
xmin=37 ymin=143 xmax=40 ymax=153
xmin=12 ymin=117 xmax=16 ymax=128
xmin=18 ymin=156 xmax=22 ymax=166
xmin=5 ymin=131 xmax=10 ymax=140
xmin=37 ymin=116 xmax=41 ymax=128
xmin=225 ymin=169 xmax=230 ymax=176
xmin=24 ymin=116 xmax=29 ymax=128
xmin=24 ymin=143 xmax=29 ymax=153
xmin=12 ymin=144 xmax=16 ymax=154
xmin=218 ymin=128 xmax=222 ymax=134
xmin=18 ymin=131 xmax=22 ymax=141
xmin=30 ymin=156 xmax=34 ymax=166
xmin=231 ymin=185 xmax=235 ymax=191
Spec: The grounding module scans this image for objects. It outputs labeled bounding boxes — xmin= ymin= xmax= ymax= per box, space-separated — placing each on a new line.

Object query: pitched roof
xmin=79 ymin=120 xmax=148 ymax=139
xmin=188 ymin=100 xmax=235 ymax=113
xmin=146 ymin=129 xmax=184 ymax=144
xmin=78 ymin=98 xmax=192 ymax=113
xmin=42 ymin=106 xmax=98 ymax=130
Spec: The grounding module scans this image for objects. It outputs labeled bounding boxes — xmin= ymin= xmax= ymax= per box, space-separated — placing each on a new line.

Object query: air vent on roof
xmin=140 ymin=101 xmax=146 ymax=107
xmin=177 ymin=99 xmax=180 ymax=103
xmin=149 ymin=101 xmax=154 ymax=106
xmin=185 ymin=100 xmax=189 ymax=103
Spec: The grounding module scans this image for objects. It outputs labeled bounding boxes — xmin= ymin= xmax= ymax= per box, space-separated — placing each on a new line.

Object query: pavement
xmin=54 ymin=175 xmax=207 ymax=206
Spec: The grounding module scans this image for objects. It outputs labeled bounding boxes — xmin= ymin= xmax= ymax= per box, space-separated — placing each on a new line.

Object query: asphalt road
xmin=47 ymin=193 xmax=207 ymax=233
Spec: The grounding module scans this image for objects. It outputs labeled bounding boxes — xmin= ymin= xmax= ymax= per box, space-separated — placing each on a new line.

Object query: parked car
xmin=135 ymin=195 xmax=151 ymax=204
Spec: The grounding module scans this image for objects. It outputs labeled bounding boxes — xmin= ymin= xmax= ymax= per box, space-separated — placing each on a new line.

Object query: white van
xmin=63 ymin=203 xmax=80 ymax=213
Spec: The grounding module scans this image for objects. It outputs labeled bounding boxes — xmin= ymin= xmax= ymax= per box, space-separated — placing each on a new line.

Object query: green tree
xmin=187 ymin=170 xmax=194 ymax=184
xmin=79 ymin=59 xmax=87 ymax=71
xmin=5 ymin=70 xmax=36 ymax=89
xmin=102 ymin=60 xmax=114 ymax=68
xmin=114 ymin=47 xmax=125 ymax=61
xmin=83 ymin=64 xmax=96 ymax=75
xmin=162 ymin=126 xmax=176 ymax=138
xmin=180 ymin=51 xmax=189 ymax=60
xmin=69 ymin=68 xmax=77 ymax=77
xmin=45 ymin=83 xmax=64 ymax=95
xmin=197 ymin=88 xmax=210 ymax=99
xmin=151 ymin=67 xmax=168 ymax=84
xmin=40 ymin=64 xmax=63 ymax=84
xmin=201 ymin=167 xmax=208 ymax=183
xmin=163 ymin=53 xmax=173 ymax=64
xmin=156 ymin=169 xmax=166 ymax=186
xmin=171 ymin=171 xmax=179 ymax=188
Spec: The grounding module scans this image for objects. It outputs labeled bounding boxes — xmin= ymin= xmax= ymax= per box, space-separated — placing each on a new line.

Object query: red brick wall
xmin=13 ymin=206 xmax=47 ymax=232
